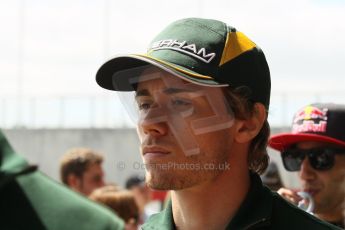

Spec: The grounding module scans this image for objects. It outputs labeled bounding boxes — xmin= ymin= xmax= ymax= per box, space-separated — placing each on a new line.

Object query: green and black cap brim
xmin=96 ymin=54 xmax=228 ymax=92
xmin=96 ymin=18 xmax=271 ymax=109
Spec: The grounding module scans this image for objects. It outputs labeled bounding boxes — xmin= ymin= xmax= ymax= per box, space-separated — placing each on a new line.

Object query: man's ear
xmin=67 ymin=174 xmax=81 ymax=189
xmin=234 ymin=103 xmax=267 ymax=144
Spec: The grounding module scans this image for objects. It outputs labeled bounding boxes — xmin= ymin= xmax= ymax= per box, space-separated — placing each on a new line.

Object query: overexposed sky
xmin=0 ymin=0 xmax=344 ymax=127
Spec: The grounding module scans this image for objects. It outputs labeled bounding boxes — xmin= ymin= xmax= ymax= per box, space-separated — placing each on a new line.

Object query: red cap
xmin=269 ymin=103 xmax=345 ymax=151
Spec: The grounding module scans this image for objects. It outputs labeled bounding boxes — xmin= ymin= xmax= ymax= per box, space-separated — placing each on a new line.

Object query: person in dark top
xmin=270 ymin=103 xmax=345 ymax=228
xmin=95 ymin=18 xmax=341 ymax=229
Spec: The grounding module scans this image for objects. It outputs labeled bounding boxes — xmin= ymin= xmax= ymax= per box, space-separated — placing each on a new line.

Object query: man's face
xmin=297 ymin=141 xmax=345 ymax=214
xmin=134 ymin=67 xmax=235 ymax=190
xmin=78 ymin=163 xmax=105 ymax=195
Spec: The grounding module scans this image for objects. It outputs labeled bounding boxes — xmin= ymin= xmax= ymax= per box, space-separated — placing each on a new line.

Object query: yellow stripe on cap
xmin=136 ymin=54 xmax=214 ymax=80
xmin=219 ymin=31 xmax=256 ymax=66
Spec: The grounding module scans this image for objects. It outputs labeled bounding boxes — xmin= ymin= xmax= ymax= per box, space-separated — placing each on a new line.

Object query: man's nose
xmin=299 ymin=157 xmax=316 ymax=181
xmin=138 ymin=107 xmax=168 ymax=138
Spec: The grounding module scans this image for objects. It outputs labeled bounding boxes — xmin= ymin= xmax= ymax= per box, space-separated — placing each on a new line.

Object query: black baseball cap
xmin=125 ymin=175 xmax=145 ymax=189
xmin=269 ymin=103 xmax=345 ymax=151
xmin=96 ymin=18 xmax=271 ymax=109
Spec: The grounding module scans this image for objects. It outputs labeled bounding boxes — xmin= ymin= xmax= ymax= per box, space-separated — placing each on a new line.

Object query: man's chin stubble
xmin=145 ymin=169 xmax=222 ymax=190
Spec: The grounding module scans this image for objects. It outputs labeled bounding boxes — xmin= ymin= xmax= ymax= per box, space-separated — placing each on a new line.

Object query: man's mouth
xmin=302 ymin=188 xmax=319 ymax=196
xmin=142 ymin=146 xmax=170 ymax=160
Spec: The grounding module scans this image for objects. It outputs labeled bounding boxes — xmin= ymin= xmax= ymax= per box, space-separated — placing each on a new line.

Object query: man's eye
xmin=93 ymin=176 xmax=101 ymax=183
xmin=170 ymin=99 xmax=194 ymax=114
xmin=138 ymin=102 xmax=152 ymax=110
xmin=171 ymin=99 xmax=191 ymax=107
xmin=137 ymin=100 xmax=153 ymax=111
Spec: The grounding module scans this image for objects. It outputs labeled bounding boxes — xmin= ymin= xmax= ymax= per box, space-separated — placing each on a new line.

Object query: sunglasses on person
xmin=281 ymin=147 xmax=345 ymax=171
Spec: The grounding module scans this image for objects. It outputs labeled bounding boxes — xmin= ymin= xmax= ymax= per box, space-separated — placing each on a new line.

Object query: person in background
xmin=269 ymin=103 xmax=345 ymax=228
xmin=260 ymin=161 xmax=284 ymax=191
xmin=125 ymin=175 xmax=160 ymax=223
xmin=60 ymin=147 xmax=105 ymax=196
xmin=89 ymin=185 xmax=139 ymax=230
xmin=95 ymin=17 xmax=340 ymax=229
xmin=343 ymin=180 xmax=345 ymax=227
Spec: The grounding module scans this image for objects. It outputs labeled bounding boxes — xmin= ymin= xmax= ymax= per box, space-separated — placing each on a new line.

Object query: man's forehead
xmin=136 ymin=68 xmax=200 ymax=94
xmin=135 ymin=87 xmax=199 ymax=97
xmin=296 ymin=141 xmax=341 ymax=149
xmin=138 ymin=66 xmax=189 ymax=85
xmin=140 ymin=65 xmax=163 ymax=75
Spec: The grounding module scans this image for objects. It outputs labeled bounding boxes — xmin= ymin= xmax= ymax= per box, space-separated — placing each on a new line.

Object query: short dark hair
xmin=125 ymin=175 xmax=145 ymax=189
xmin=222 ymin=86 xmax=270 ymax=174
xmin=60 ymin=148 xmax=103 ymax=185
xmin=89 ymin=187 xmax=139 ymax=224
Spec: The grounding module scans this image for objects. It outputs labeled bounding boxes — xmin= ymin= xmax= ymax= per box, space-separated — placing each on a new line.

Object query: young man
xmin=269 ymin=103 xmax=345 ymax=228
xmin=96 ymin=18 xmax=340 ymax=229
xmin=60 ymin=147 xmax=105 ymax=196
xmin=0 ymin=130 xmax=124 ymax=230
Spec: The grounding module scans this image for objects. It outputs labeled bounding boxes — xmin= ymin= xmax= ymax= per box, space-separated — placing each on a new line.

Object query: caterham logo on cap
xmin=149 ymin=39 xmax=216 ymax=63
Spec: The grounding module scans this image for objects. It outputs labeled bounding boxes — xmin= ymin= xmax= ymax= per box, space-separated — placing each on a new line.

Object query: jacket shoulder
xmin=269 ymin=190 xmax=342 ymax=230
xmin=17 ymin=171 xmax=125 ymax=230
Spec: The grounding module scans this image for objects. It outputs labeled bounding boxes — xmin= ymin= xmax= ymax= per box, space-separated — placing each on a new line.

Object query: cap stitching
xmin=184 ymin=19 xmax=225 ymax=38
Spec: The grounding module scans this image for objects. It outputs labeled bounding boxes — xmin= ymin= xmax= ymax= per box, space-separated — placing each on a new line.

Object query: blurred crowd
xmin=59 ymin=147 xmax=169 ymax=229
xmin=2 ymin=123 xmax=344 ymax=229
xmin=1 ymin=16 xmax=345 ymax=230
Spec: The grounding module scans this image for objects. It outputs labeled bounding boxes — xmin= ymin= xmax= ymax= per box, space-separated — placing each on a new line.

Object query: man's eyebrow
xmin=135 ymin=87 xmax=195 ymax=97
xmin=163 ymin=87 xmax=196 ymax=94
xmin=135 ymin=89 xmax=150 ymax=97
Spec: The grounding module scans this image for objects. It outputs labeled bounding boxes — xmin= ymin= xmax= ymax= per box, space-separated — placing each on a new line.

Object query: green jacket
xmin=0 ymin=130 xmax=124 ymax=230
xmin=142 ymin=173 xmax=342 ymax=230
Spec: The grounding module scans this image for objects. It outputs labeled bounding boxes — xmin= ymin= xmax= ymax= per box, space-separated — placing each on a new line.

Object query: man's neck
xmin=171 ymin=167 xmax=250 ymax=230
xmin=317 ymin=208 xmax=344 ymax=227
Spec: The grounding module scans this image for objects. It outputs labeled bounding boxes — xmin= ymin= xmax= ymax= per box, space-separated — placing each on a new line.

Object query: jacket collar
xmin=141 ymin=199 xmax=175 ymax=230
xmin=226 ymin=172 xmax=272 ymax=229
xmin=142 ymin=172 xmax=272 ymax=230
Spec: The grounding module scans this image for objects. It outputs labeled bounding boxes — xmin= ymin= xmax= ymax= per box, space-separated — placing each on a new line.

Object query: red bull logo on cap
xmin=292 ymin=105 xmax=328 ymax=134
